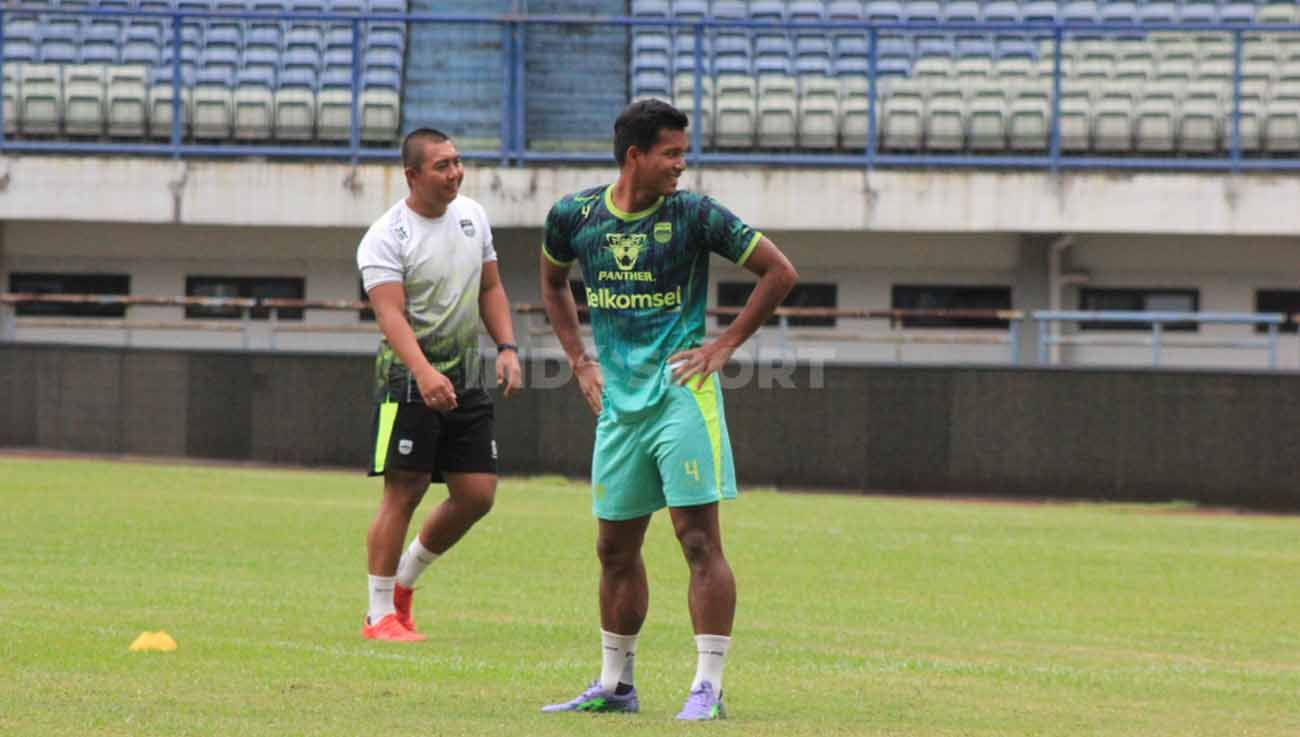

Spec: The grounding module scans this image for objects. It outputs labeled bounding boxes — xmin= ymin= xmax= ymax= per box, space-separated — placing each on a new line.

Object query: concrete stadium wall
xmin=5 ymin=157 xmax=1300 ymax=236
xmin=3 ymin=343 xmax=1297 ymax=511
xmin=7 ymin=221 xmax=1300 ymax=368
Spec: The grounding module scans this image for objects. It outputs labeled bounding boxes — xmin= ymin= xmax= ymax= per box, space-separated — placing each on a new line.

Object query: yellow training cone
xmin=129 ymin=631 xmax=177 ymax=652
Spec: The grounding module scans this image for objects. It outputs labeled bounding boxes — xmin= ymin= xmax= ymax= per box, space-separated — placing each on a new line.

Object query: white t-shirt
xmin=357 ymin=195 xmax=498 ymax=400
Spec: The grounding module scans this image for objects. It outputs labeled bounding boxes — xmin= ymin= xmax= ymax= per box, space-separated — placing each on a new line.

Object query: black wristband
xmin=496 ymin=343 xmax=518 ymax=354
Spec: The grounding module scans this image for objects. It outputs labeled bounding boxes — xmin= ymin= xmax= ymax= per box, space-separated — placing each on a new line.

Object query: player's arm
xmin=670 ymin=236 xmax=798 ymax=385
xmin=540 ymin=253 xmax=603 ymax=415
xmin=478 ymin=260 xmax=522 ymax=398
xmin=368 ymin=281 xmax=458 ymax=411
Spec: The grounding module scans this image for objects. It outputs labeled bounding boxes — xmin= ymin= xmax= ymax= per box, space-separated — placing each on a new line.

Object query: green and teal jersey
xmin=543 ymin=185 xmax=762 ymax=421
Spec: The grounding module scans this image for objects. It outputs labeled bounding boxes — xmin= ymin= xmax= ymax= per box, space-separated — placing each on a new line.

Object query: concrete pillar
xmin=0 ymin=222 xmax=12 ymax=342
xmin=1015 ymin=234 xmax=1053 ymax=366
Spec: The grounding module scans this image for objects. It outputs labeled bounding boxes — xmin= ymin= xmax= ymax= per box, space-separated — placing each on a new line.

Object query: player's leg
xmin=363 ymin=400 xmax=436 ymax=641
xmin=669 ymin=502 xmax=733 ymax=720
xmin=394 ymin=398 xmax=498 ymax=631
xmin=655 ymin=373 xmax=737 ymax=719
xmin=363 ymin=468 xmax=431 ymax=641
xmin=543 ymin=415 xmax=661 ymax=714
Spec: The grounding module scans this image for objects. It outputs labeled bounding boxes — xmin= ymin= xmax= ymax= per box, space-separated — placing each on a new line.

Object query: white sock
xmin=395 ymin=537 xmax=440 ymax=588
xmin=599 ymin=629 xmax=638 ymax=692
xmin=691 ymin=634 xmax=731 ymax=693
xmin=367 ymin=574 xmax=397 ymax=624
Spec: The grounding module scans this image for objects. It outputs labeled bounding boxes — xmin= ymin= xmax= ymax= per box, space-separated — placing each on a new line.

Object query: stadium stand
xmin=1 ymin=0 xmax=407 ymax=144
xmin=2 ymin=1 xmax=1300 ymax=156
xmin=627 ymin=0 xmax=1300 ymax=155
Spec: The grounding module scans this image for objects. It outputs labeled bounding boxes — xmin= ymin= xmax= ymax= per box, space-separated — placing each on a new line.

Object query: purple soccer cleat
xmin=675 ymin=681 xmax=727 ymax=721
xmin=541 ymin=681 xmax=640 ymax=714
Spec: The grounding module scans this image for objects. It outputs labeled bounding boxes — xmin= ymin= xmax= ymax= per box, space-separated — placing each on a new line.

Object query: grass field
xmin=2 ymin=455 xmax=1298 ymax=737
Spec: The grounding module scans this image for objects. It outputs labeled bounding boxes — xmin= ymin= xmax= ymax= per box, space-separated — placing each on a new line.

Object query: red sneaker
xmin=361 ymin=613 xmax=425 ymax=642
xmin=393 ymin=583 xmax=417 ymax=633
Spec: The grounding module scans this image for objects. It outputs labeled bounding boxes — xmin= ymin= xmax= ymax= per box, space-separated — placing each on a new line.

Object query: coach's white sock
xmin=690 ymin=634 xmax=731 ymax=693
xmin=599 ymin=629 xmax=638 ymax=692
xmin=396 ymin=537 xmax=440 ymax=588
xmin=366 ymin=574 xmax=397 ymax=624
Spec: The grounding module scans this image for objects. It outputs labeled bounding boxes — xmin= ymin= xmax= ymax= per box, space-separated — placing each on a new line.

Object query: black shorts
xmin=368 ymin=392 xmax=497 ymax=481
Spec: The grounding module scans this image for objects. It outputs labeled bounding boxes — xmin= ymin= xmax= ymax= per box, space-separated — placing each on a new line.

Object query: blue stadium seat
xmin=5 ymin=40 xmax=38 ymax=64
xmin=282 ymin=42 xmax=321 ymax=71
xmin=1179 ymin=3 xmax=1216 ymax=24
xmin=206 ymin=22 xmax=244 ymax=49
xmin=1140 ymin=2 xmax=1178 ymax=24
xmin=955 ymin=34 xmax=993 ymax=59
xmin=320 ymin=67 xmax=353 ymax=88
xmin=916 ymin=33 xmax=956 ymax=59
xmin=1061 ymin=1 xmax=1100 ymax=25
xmin=286 ymin=26 xmax=325 ymax=51
xmin=983 ymin=0 xmax=1022 ymax=23
xmin=364 ymin=47 xmax=402 ymax=73
xmin=330 ymin=0 xmax=364 ymax=13
xmin=323 ymin=46 xmax=353 ymax=69
xmin=710 ymin=0 xmax=746 ymax=21
xmin=828 ymin=1 xmax=864 ymax=21
xmin=1100 ymin=1 xmax=1139 ymax=25
xmin=748 ymin=1 xmax=784 ymax=22
xmin=715 ymin=52 xmax=751 ymax=75
xmin=246 ymin=24 xmax=282 ymax=48
xmin=631 ymin=0 xmax=670 ymax=18
xmin=4 ymin=16 xmax=40 ymax=43
xmin=280 ymin=65 xmax=318 ymax=88
xmin=290 ymin=0 xmax=326 ymax=15
xmin=788 ymin=0 xmax=826 ymax=22
xmin=996 ymin=37 xmax=1036 ymax=61
xmin=200 ymin=42 xmax=241 ymax=76
xmin=362 ymin=66 xmax=398 ymax=89
xmin=80 ymin=41 xmax=120 ymax=64
xmin=367 ymin=0 xmax=404 ymax=13
xmin=945 ymin=1 xmax=980 ymax=22
xmin=237 ymin=67 xmax=275 ymax=88
xmin=754 ymin=54 xmax=793 ymax=76
xmin=905 ymin=0 xmax=942 ymax=23
xmin=1022 ymin=1 xmax=1058 ymax=23
xmin=85 ymin=19 xmax=124 ymax=45
xmin=672 ymin=0 xmax=708 ymax=22
xmin=632 ymin=69 xmax=672 ymax=99
xmin=866 ymin=0 xmax=902 ymax=23
xmin=367 ymin=28 xmax=405 ymax=51
xmin=1220 ymin=2 xmax=1257 ymax=25
xmin=41 ymin=40 xmax=80 ymax=65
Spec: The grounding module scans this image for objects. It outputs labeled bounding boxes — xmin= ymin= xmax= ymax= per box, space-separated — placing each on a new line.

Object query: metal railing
xmin=1034 ymin=309 xmax=1288 ymax=367
xmin=6 ymin=292 xmax=1300 ymax=369
xmin=2 ymin=7 xmax=1300 ymax=170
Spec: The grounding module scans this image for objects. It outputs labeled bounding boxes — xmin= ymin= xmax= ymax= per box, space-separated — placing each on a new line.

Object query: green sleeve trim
xmin=542 ymin=244 xmax=574 ymax=268
xmin=735 ymin=231 xmax=762 ymax=267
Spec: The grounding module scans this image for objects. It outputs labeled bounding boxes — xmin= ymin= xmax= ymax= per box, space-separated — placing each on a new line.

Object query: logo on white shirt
xmin=459 ymin=219 xmax=475 ymax=237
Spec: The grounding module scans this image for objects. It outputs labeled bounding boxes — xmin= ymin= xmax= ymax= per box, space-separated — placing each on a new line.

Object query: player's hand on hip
xmin=415 ymin=366 xmax=458 ymax=412
xmin=573 ymin=360 xmax=604 ymax=415
xmin=497 ymin=349 xmax=523 ymax=399
xmin=668 ymin=342 xmax=735 ymax=388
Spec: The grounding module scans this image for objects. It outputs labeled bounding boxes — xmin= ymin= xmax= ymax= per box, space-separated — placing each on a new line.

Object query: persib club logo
xmin=459 ymin=219 xmax=476 ymax=237
xmin=605 ymin=233 xmax=646 ymax=271
xmin=653 ymin=221 xmax=672 ymax=244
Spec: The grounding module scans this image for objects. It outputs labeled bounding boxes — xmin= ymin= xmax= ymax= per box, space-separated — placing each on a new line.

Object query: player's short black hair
xmin=402 ymin=128 xmax=452 ymax=170
xmin=613 ymin=99 xmax=689 ymax=165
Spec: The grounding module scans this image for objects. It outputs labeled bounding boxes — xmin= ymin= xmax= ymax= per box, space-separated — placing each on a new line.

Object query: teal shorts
xmin=591 ymin=372 xmax=738 ymax=521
